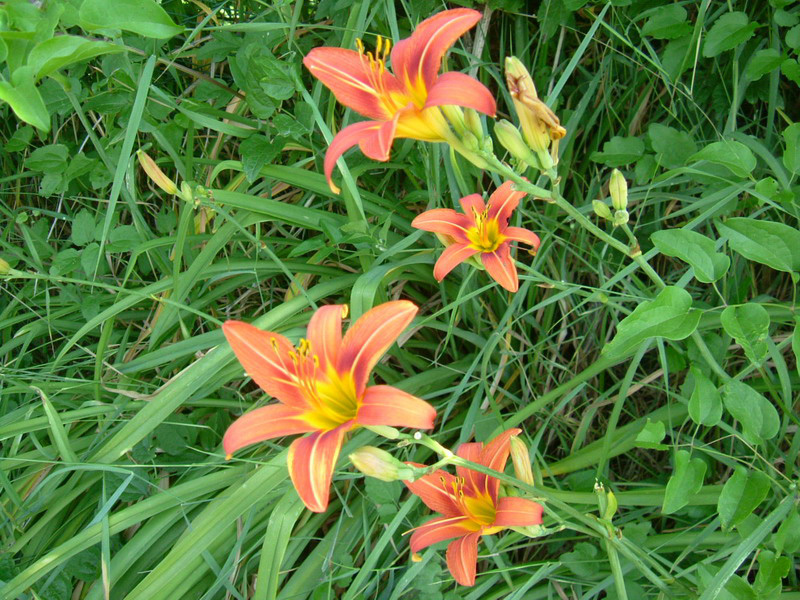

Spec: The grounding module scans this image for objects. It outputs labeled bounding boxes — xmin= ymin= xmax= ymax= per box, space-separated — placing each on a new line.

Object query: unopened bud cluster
xmin=349 ymin=446 xmax=415 ymax=482
xmin=594 ymin=169 xmax=630 ymax=227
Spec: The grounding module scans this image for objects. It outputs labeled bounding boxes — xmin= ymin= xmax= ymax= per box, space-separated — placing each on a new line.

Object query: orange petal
xmin=307 ymin=304 xmax=345 ymax=371
xmin=287 ymin=424 xmax=350 ymax=513
xmin=481 ymin=244 xmax=519 ymax=293
xmin=338 ymin=300 xmax=418 ymax=393
xmin=446 ymin=532 xmax=481 ymax=586
xmin=223 ymin=404 xmax=314 ymax=458
xmin=303 ymin=47 xmax=400 ymax=121
xmin=358 ymin=113 xmax=398 ymax=162
xmin=487 ymin=180 xmax=525 ymax=226
xmin=455 ymin=442 xmax=483 ymax=495
xmin=222 ymin=321 xmax=306 ymax=409
xmin=433 ymin=243 xmax=478 ymax=281
xmin=324 ymin=120 xmax=382 ymax=194
xmin=493 ymin=496 xmax=544 ymax=527
xmin=390 ymin=8 xmax=482 ymax=92
xmin=404 ymin=466 xmax=461 ymax=516
xmin=479 ymin=428 xmax=521 ymax=501
xmin=458 ymin=193 xmax=486 ymax=224
xmin=357 ymin=385 xmax=436 ymax=430
xmin=412 ymin=208 xmax=472 ymax=242
xmin=409 ymin=516 xmax=476 ymax=553
xmin=424 ymin=71 xmax=496 ymax=117
xmin=504 ymin=226 xmax=541 ymax=251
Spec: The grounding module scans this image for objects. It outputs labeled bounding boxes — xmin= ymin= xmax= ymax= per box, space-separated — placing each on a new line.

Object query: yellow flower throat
xmin=467 ymin=207 xmax=504 ymax=253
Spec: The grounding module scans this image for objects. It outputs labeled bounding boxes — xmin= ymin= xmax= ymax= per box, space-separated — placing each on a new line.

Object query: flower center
xmin=442 ymin=476 xmax=497 ymax=527
xmin=467 ymin=207 xmax=505 ymax=253
xmin=288 ymin=338 xmax=360 ymax=431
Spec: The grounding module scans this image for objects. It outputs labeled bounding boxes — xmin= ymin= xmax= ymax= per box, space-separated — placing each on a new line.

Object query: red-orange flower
xmin=412 ymin=180 xmax=541 ymax=292
xmin=223 ymin=301 xmax=436 ymax=512
xmin=303 ymin=8 xmax=496 ymax=193
xmin=404 ymin=429 xmax=544 ymax=586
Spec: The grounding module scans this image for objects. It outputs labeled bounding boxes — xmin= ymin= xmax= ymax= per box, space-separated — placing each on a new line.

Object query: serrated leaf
xmin=745 ymin=49 xmax=783 ymax=80
xmin=27 ymin=144 xmax=69 ymax=173
xmin=774 ymin=8 xmax=799 ymax=27
xmin=80 ymin=0 xmax=183 ymax=39
xmin=688 ymin=367 xmax=723 ymax=426
xmin=651 ymin=229 xmax=730 ymax=283
xmin=71 ymin=209 xmax=96 ymax=246
xmin=689 ymin=140 xmax=756 ymax=177
xmin=603 ymin=287 xmax=701 ymax=359
xmin=787 ymin=24 xmax=800 ymax=49
xmin=754 ymin=551 xmax=791 ymax=598
xmin=590 ymin=136 xmax=644 ymax=167
xmin=717 ymin=217 xmax=800 ymax=273
xmin=703 ymin=12 xmax=758 ymax=57
xmin=780 ymin=58 xmax=800 ymax=84
xmin=641 ymin=5 xmax=692 ymax=39
xmin=27 ymin=35 xmax=122 ymax=80
xmin=239 ymin=134 xmax=282 ymax=182
xmin=663 ymin=450 xmax=706 ymax=514
xmin=783 ymin=123 xmax=800 ymax=174
xmin=649 ymin=123 xmax=698 ymax=168
xmin=718 ymin=466 xmax=770 ymax=530
xmin=722 ymin=381 xmax=780 ymax=445
xmin=720 ymin=303 xmax=770 ymax=365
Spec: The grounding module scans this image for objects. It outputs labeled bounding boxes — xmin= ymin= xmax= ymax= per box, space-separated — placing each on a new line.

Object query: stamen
xmin=376 ymin=35 xmax=383 ymax=55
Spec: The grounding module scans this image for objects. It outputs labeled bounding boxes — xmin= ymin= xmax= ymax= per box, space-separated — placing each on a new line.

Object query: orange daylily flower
xmin=404 ymin=429 xmax=544 ymax=586
xmin=303 ymin=8 xmax=497 ymax=193
xmin=223 ymin=301 xmax=436 ymax=513
xmin=412 ymin=180 xmax=541 ymax=292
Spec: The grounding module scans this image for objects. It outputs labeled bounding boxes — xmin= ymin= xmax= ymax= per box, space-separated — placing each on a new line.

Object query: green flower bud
xmin=613 ymin=209 xmax=629 ymax=227
xmin=509 ymin=435 xmax=534 ymax=486
xmin=609 ymin=169 xmax=628 ymax=211
xmin=349 ymin=446 xmax=415 ymax=482
xmin=0 ymin=257 xmax=10 ymax=275
xmin=592 ymin=200 xmax=612 ymax=220
xmin=495 ymin=120 xmax=537 ymax=166
xmin=463 ymin=108 xmax=484 ymax=140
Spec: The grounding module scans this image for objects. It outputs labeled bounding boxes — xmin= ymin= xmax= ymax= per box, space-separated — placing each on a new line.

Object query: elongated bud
xmin=463 ymin=108 xmax=484 ymax=140
xmin=440 ymin=105 xmax=467 ymax=137
xmin=594 ymin=481 xmax=618 ymax=521
xmin=505 ymin=57 xmax=566 ymax=157
xmin=137 ymin=151 xmax=178 ymax=195
xmin=510 ymin=435 xmax=534 ymax=486
xmin=180 ymin=181 xmax=193 ymax=203
xmin=609 ymin=169 xmax=628 ymax=211
xmin=613 ymin=209 xmax=629 ymax=227
xmin=592 ymin=200 xmax=612 ymax=220
xmin=349 ymin=446 xmax=415 ymax=482
xmin=364 ymin=424 xmax=401 ymax=440
xmin=495 ymin=120 xmax=537 ymax=166
xmin=0 ymin=257 xmax=10 ymax=275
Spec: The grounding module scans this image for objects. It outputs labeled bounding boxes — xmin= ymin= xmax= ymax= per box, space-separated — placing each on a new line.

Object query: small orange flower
xmin=303 ymin=8 xmax=496 ymax=193
xmin=404 ymin=429 xmax=544 ymax=586
xmin=223 ymin=301 xmax=436 ymax=513
xmin=412 ymin=181 xmax=541 ymax=292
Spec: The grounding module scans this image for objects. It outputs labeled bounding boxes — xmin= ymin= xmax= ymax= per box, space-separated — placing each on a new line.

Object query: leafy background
xmin=1 ymin=0 xmax=799 ymax=598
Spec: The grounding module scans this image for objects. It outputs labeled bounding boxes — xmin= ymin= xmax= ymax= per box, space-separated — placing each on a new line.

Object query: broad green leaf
xmin=27 ymin=144 xmax=69 ymax=173
xmin=689 ymin=141 xmax=756 ymax=177
xmin=783 ymin=123 xmax=800 ymax=174
xmin=717 ymin=217 xmax=800 ymax=273
xmin=239 ymin=134 xmax=282 ymax=182
xmin=603 ymin=287 xmax=701 ymax=359
xmin=663 ymin=450 xmax=706 ymax=514
xmin=754 ymin=551 xmax=791 ymax=598
xmin=781 ymin=58 xmax=800 ymax=85
xmin=634 ymin=419 xmax=667 ymax=450
xmin=703 ymin=12 xmax=758 ymax=57
xmin=79 ymin=0 xmax=183 ymax=39
xmin=590 ymin=136 xmax=644 ymax=167
xmin=641 ymin=5 xmax=692 ymax=39
xmin=648 ymin=123 xmax=697 ymax=168
xmin=745 ymin=49 xmax=783 ymax=80
xmin=722 ymin=381 xmax=780 ymax=445
xmin=720 ymin=304 xmax=770 ymax=365
xmin=774 ymin=8 xmax=799 ymax=27
xmin=688 ymin=367 xmax=722 ymax=426
xmin=787 ymin=24 xmax=800 ymax=49
xmin=651 ymin=229 xmax=730 ymax=283
xmin=717 ymin=466 xmax=770 ymax=530
xmin=27 ymin=35 xmax=122 ymax=79
xmin=772 ymin=509 xmax=800 ymax=554
xmin=0 ymin=66 xmax=49 ymax=132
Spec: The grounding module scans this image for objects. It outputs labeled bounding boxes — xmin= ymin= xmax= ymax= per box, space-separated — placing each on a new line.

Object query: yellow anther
xmin=270 ymin=337 xmax=279 ymax=351
xmin=341 ymin=305 xmax=349 ymax=319
xmin=356 ymin=38 xmax=364 ymax=54
xmin=383 ymin=38 xmax=391 ymax=57
xmin=376 ymin=35 xmax=383 ymax=55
